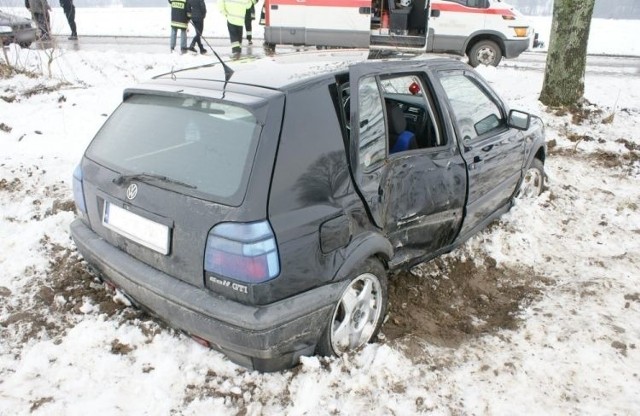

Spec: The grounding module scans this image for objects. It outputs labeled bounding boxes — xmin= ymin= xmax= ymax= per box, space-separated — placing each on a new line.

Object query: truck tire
xmin=316 ymin=258 xmax=388 ymax=357
xmin=468 ymin=40 xmax=502 ymax=67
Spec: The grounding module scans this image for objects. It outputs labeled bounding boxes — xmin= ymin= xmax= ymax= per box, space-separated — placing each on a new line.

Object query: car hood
xmin=0 ymin=11 xmax=31 ymax=26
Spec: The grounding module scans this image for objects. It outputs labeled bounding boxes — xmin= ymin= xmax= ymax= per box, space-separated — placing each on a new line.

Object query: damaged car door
xmin=347 ymin=62 xmax=467 ymax=268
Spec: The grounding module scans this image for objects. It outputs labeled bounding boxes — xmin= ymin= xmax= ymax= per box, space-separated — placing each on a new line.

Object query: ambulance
xmin=262 ymin=0 xmax=536 ymax=66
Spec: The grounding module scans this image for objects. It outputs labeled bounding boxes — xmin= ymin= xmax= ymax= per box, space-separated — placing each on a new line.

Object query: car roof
xmin=0 ymin=10 xmax=30 ymax=23
xmin=150 ymin=49 xmax=464 ymax=93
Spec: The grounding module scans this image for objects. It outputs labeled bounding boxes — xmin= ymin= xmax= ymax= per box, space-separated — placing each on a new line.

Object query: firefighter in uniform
xmin=244 ymin=0 xmax=257 ymax=45
xmin=169 ymin=0 xmax=191 ymax=53
xmin=219 ymin=0 xmax=253 ymax=58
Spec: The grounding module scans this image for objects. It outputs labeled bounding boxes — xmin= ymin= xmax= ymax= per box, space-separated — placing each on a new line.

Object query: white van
xmin=262 ymin=0 xmax=536 ymax=66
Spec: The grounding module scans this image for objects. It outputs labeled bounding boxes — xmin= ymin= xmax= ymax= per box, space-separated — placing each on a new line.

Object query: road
xmin=501 ymin=51 xmax=640 ymax=77
xmin=47 ymin=35 xmax=640 ymax=77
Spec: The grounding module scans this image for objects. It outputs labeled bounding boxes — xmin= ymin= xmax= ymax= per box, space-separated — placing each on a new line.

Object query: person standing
xmin=25 ymin=0 xmax=51 ymax=41
xmin=218 ymin=0 xmax=252 ymax=58
xmin=169 ymin=0 xmax=191 ymax=54
xmin=60 ymin=0 xmax=77 ymax=40
xmin=187 ymin=0 xmax=207 ymax=54
xmin=244 ymin=0 xmax=257 ymax=45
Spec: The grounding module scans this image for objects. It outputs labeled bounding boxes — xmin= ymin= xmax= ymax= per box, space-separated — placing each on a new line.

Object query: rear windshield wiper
xmin=113 ymin=172 xmax=196 ymax=189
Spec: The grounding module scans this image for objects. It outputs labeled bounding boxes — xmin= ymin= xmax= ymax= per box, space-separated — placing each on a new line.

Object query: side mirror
xmin=430 ymin=9 xmax=441 ymax=17
xmin=508 ymin=109 xmax=531 ymax=130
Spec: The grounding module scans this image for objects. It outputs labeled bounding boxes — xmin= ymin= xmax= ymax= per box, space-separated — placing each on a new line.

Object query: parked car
xmin=0 ymin=10 xmax=36 ymax=48
xmin=70 ymin=50 xmax=546 ymax=372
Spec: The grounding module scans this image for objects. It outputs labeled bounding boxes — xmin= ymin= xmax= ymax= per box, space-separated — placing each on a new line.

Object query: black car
xmin=0 ymin=10 xmax=36 ymax=48
xmin=70 ymin=51 xmax=546 ymax=372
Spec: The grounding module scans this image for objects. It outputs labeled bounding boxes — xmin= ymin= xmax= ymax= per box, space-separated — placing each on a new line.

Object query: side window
xmin=438 ymin=72 xmax=504 ymax=141
xmin=379 ymin=73 xmax=444 ymax=151
xmin=357 ymin=76 xmax=386 ymax=171
xmin=443 ymin=0 xmax=489 ymax=8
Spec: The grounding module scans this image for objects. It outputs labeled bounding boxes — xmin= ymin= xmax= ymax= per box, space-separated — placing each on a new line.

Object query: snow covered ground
xmin=1 ymin=7 xmax=640 ymax=416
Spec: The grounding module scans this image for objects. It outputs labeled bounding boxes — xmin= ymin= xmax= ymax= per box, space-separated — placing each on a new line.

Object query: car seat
xmin=388 ymin=0 xmax=412 ymax=35
xmin=388 ymin=104 xmax=417 ymax=153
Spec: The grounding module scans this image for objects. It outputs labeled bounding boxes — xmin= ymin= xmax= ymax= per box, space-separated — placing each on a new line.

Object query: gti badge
xmin=126 ymin=183 xmax=138 ymax=200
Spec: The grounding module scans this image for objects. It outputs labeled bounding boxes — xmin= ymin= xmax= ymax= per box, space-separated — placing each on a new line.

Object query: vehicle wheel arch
xmin=516 ymin=146 xmax=547 ymax=199
xmin=465 ymin=31 xmax=506 ymax=66
xmin=533 ymin=145 xmax=546 ymax=165
xmin=464 ymin=31 xmax=506 ymax=56
xmin=332 ymin=231 xmax=393 ymax=282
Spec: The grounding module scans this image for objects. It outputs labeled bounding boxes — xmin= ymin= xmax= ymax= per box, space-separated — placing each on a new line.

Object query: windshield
xmin=86 ymin=94 xmax=260 ymax=205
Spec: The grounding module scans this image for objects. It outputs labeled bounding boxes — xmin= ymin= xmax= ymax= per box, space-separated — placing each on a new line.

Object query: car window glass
xmin=86 ymin=94 xmax=260 ymax=205
xmin=380 ymin=74 xmax=444 ymax=150
xmin=438 ymin=72 xmax=503 ymax=141
xmin=357 ymin=76 xmax=386 ymax=171
xmin=442 ymin=0 xmax=487 ymax=8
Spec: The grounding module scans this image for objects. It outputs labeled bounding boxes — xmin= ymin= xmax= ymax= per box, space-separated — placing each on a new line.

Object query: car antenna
xmin=190 ymin=21 xmax=234 ymax=82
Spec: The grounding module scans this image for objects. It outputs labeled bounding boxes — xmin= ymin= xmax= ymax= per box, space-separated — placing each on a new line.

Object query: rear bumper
xmin=503 ymin=38 xmax=530 ymax=59
xmin=70 ymin=219 xmax=344 ymax=372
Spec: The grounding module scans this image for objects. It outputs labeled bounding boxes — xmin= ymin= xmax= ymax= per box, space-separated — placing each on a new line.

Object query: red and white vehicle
xmin=262 ymin=0 xmax=536 ymax=66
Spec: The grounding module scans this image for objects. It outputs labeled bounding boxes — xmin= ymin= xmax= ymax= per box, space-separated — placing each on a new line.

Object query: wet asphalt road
xmin=46 ymin=35 xmax=640 ymax=77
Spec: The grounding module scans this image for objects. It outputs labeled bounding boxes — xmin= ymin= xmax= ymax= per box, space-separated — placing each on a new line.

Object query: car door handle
xmin=470 ymin=155 xmax=483 ymax=170
xmin=482 ymin=145 xmax=493 ymax=152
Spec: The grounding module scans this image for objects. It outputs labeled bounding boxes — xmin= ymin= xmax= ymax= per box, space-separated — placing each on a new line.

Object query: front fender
xmin=523 ymin=115 xmax=546 ymax=168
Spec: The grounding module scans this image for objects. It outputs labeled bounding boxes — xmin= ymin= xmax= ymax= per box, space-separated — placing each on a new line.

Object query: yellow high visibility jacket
xmin=218 ymin=0 xmax=252 ymax=27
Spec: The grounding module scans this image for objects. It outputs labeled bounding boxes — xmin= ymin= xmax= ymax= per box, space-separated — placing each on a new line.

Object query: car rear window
xmin=86 ymin=94 xmax=260 ymax=205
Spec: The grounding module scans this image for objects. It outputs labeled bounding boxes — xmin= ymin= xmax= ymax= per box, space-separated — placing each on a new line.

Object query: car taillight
xmin=72 ymin=164 xmax=87 ymax=214
xmin=204 ymin=220 xmax=280 ymax=284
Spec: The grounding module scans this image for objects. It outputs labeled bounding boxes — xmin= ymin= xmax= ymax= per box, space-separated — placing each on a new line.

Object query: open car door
xmin=346 ymin=61 xmax=467 ymax=266
xmin=370 ymin=0 xmax=430 ymax=51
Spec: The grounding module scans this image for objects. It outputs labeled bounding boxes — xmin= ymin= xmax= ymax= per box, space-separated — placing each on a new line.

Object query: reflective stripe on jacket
xmin=218 ymin=0 xmax=252 ymax=27
xmin=169 ymin=0 xmax=191 ymax=29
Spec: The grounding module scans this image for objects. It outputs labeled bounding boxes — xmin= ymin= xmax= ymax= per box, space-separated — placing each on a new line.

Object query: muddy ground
xmin=0 ymin=221 xmax=549 ymax=365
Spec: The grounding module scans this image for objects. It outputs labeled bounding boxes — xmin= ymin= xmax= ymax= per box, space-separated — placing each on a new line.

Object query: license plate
xmin=102 ymin=202 xmax=170 ymax=255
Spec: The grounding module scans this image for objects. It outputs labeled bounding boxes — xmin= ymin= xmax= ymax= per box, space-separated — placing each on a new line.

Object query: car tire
xmin=18 ymin=41 xmax=32 ymax=48
xmin=316 ymin=257 xmax=388 ymax=357
xmin=518 ymin=158 xmax=545 ymax=198
xmin=468 ymin=40 xmax=503 ymax=67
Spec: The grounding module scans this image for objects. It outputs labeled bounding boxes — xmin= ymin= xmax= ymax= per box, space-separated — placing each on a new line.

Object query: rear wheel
xmin=468 ymin=40 xmax=502 ymax=67
xmin=317 ymin=258 xmax=388 ymax=356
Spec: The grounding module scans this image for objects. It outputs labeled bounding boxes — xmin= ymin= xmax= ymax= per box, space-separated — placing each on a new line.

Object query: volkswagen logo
xmin=126 ymin=183 xmax=138 ymax=200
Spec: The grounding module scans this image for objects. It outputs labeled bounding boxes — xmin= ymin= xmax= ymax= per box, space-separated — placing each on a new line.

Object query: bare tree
xmin=539 ymin=0 xmax=596 ymax=107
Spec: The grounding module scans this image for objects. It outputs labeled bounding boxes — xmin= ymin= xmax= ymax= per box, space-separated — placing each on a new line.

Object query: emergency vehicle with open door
xmin=262 ymin=0 xmax=536 ymax=66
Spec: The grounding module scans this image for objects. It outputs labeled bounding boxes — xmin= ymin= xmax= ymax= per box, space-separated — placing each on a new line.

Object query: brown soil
xmin=0 ymin=233 xmax=149 ymax=346
xmin=549 ymin=147 xmax=640 ymax=173
xmin=384 ymin=255 xmax=549 ymax=355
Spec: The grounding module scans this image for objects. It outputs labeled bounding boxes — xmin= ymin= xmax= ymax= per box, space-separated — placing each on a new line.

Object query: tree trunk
xmin=539 ymin=0 xmax=595 ymax=107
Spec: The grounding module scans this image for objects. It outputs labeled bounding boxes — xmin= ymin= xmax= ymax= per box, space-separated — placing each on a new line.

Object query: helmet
xmin=400 ymin=0 xmax=413 ymax=7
